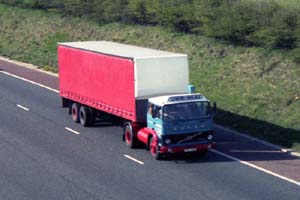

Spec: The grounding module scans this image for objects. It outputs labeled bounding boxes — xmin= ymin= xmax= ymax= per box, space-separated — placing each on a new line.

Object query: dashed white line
xmin=65 ymin=127 xmax=80 ymax=135
xmin=2 ymin=66 xmax=299 ymax=186
xmin=210 ymin=149 xmax=300 ymax=186
xmin=124 ymin=154 xmax=144 ymax=165
xmin=17 ymin=104 xmax=30 ymax=111
xmin=0 ymin=71 xmax=59 ymax=93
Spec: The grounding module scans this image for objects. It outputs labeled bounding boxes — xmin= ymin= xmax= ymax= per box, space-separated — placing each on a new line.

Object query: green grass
xmin=0 ymin=4 xmax=299 ymax=151
xmin=245 ymin=0 xmax=300 ymax=8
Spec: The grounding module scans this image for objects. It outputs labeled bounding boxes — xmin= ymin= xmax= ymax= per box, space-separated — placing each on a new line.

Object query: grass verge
xmin=0 ymin=4 xmax=299 ymax=151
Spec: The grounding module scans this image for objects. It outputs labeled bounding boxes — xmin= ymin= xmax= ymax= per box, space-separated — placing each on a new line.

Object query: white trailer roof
xmin=59 ymin=41 xmax=186 ymax=59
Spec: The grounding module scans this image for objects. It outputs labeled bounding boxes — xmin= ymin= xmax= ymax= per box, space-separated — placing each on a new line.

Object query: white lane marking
xmin=230 ymin=150 xmax=283 ymax=153
xmin=17 ymin=104 xmax=30 ymax=111
xmin=3 ymin=67 xmax=299 ymax=185
xmin=210 ymin=149 xmax=300 ymax=186
xmin=0 ymin=56 xmax=58 ymax=77
xmin=124 ymin=154 xmax=144 ymax=165
xmin=0 ymin=71 xmax=59 ymax=93
xmin=65 ymin=127 xmax=80 ymax=135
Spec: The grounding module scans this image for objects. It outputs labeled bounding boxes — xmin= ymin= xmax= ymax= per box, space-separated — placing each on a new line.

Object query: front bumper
xmin=159 ymin=141 xmax=216 ymax=154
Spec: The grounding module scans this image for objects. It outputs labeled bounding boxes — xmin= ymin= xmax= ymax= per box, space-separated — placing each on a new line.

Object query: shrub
xmin=0 ymin=0 xmax=300 ymax=51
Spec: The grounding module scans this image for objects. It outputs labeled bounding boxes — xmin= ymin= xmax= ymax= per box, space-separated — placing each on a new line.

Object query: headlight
xmin=207 ymin=134 xmax=213 ymax=140
xmin=165 ymin=138 xmax=171 ymax=144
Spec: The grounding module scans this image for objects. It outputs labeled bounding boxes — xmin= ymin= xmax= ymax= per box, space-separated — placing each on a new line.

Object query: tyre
xmin=124 ymin=123 xmax=137 ymax=148
xmin=71 ymin=103 xmax=80 ymax=123
xmin=79 ymin=106 xmax=93 ymax=127
xmin=150 ymin=137 xmax=161 ymax=160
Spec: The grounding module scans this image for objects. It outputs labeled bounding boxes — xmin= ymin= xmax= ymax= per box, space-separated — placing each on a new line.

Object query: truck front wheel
xmin=150 ymin=137 xmax=161 ymax=160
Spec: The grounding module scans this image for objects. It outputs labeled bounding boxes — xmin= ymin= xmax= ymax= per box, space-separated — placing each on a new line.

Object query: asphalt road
xmin=0 ymin=68 xmax=300 ymax=200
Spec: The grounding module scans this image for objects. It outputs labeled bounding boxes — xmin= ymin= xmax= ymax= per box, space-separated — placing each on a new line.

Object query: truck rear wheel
xmin=71 ymin=103 xmax=80 ymax=123
xmin=124 ymin=123 xmax=137 ymax=148
xmin=79 ymin=106 xmax=93 ymax=127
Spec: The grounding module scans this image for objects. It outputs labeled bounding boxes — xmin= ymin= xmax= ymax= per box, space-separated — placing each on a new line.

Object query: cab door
xmin=147 ymin=103 xmax=163 ymax=135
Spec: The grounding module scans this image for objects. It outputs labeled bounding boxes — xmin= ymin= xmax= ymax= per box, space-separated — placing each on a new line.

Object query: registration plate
xmin=184 ymin=148 xmax=197 ymax=152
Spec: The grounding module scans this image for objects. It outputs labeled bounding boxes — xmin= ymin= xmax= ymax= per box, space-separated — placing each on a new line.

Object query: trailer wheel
xmin=150 ymin=137 xmax=161 ymax=160
xmin=79 ymin=106 xmax=92 ymax=127
xmin=124 ymin=123 xmax=137 ymax=148
xmin=71 ymin=103 xmax=80 ymax=123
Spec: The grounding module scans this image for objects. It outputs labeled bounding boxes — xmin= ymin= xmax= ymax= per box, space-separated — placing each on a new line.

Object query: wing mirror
xmin=212 ymin=102 xmax=217 ymax=118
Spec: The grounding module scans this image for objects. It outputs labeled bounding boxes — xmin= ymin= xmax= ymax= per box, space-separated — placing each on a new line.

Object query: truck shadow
xmin=156 ymin=108 xmax=300 ymax=164
xmin=92 ymin=117 xmax=124 ymax=128
xmin=159 ymin=148 xmax=299 ymax=164
xmin=214 ymin=108 xmax=300 ymax=150
xmin=89 ymin=108 xmax=299 ymax=163
xmin=209 ymin=108 xmax=300 ymax=163
xmin=160 ymin=152 xmax=212 ymax=163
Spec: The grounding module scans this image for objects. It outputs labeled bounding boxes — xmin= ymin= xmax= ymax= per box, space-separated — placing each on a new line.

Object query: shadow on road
xmin=215 ymin=108 xmax=300 ymax=150
xmin=92 ymin=119 xmax=124 ymax=128
xmin=212 ymin=108 xmax=299 ymax=163
xmin=88 ymin=109 xmax=299 ymax=163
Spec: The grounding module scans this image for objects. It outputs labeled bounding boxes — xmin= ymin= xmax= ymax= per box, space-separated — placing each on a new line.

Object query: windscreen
xmin=163 ymin=101 xmax=210 ymax=122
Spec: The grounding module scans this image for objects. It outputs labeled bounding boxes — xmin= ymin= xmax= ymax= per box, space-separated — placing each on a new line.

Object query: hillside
xmin=0 ymin=4 xmax=299 ymax=151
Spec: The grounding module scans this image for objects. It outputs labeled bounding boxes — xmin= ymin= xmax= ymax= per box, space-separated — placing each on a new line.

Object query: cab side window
xmin=147 ymin=103 xmax=154 ymax=115
xmin=153 ymin=105 xmax=162 ymax=119
xmin=148 ymin=103 xmax=161 ymax=119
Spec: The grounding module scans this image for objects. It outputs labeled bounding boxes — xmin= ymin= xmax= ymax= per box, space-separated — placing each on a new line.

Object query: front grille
xmin=162 ymin=131 xmax=212 ymax=145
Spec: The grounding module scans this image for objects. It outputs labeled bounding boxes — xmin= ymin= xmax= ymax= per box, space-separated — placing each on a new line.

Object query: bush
xmin=173 ymin=2 xmax=202 ymax=33
xmin=127 ymin=0 xmax=160 ymax=24
xmin=288 ymin=48 xmax=300 ymax=64
xmin=0 ymin=0 xmax=300 ymax=52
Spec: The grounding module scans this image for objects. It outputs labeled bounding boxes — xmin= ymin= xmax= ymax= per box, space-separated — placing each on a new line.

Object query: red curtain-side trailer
xmin=58 ymin=45 xmax=138 ymax=122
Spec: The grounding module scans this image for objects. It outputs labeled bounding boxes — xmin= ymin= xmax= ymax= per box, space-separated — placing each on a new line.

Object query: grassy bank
xmin=0 ymin=4 xmax=299 ymax=151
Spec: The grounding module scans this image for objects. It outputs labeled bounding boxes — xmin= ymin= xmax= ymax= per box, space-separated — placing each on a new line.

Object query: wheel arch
xmin=146 ymin=129 xmax=158 ymax=148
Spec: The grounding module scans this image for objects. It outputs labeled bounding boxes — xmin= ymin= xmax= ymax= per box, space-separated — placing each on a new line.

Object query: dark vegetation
xmin=0 ymin=0 xmax=300 ymax=55
xmin=0 ymin=1 xmax=299 ymax=151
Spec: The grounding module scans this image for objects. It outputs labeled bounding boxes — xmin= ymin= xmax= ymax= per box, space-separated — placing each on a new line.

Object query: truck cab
xmin=145 ymin=92 xmax=215 ymax=158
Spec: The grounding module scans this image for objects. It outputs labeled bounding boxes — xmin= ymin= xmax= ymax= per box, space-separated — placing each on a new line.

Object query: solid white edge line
xmin=0 ymin=71 xmax=59 ymax=93
xmin=124 ymin=154 xmax=144 ymax=165
xmin=17 ymin=104 xmax=30 ymax=111
xmin=209 ymin=149 xmax=300 ymax=186
xmin=65 ymin=127 xmax=80 ymax=135
xmin=2 ymin=63 xmax=299 ymax=185
xmin=0 ymin=56 xmax=58 ymax=77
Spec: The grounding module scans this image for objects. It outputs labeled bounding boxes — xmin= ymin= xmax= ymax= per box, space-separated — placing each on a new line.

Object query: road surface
xmin=0 ymin=59 xmax=299 ymax=200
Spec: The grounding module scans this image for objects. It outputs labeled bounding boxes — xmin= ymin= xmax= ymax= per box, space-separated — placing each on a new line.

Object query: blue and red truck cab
xmin=124 ymin=86 xmax=216 ymax=159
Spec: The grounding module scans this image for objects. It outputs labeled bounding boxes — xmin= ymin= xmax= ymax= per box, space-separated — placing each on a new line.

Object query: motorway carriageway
xmin=0 ymin=59 xmax=299 ymax=200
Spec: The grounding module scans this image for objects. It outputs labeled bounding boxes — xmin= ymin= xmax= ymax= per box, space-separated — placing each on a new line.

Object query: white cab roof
xmin=59 ymin=41 xmax=186 ymax=59
xmin=149 ymin=93 xmax=209 ymax=107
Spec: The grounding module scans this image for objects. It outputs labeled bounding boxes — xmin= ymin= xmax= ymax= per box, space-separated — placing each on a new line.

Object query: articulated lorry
xmin=58 ymin=41 xmax=216 ymax=159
